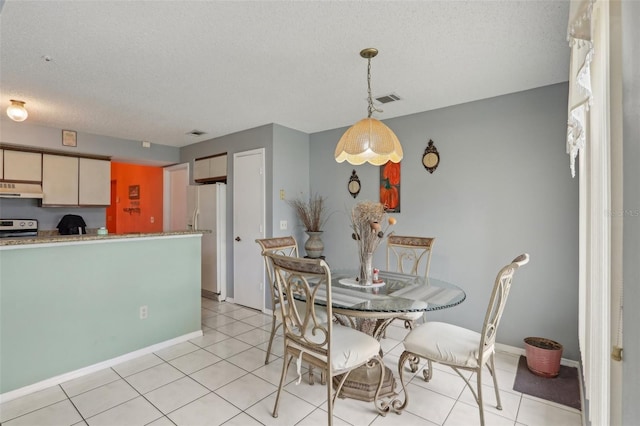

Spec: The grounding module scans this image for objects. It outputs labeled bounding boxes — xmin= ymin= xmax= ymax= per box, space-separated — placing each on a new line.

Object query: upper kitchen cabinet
xmin=42 ymin=154 xmax=111 ymax=207
xmin=194 ymin=153 xmax=227 ymax=183
xmin=3 ymin=150 xmax=42 ymax=182
xmin=42 ymin=154 xmax=79 ymax=206
xmin=79 ymin=158 xmax=110 ymax=206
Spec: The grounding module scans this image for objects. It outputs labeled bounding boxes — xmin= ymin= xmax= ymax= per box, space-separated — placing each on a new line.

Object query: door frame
xmin=232 ymin=148 xmax=266 ymax=312
xmin=163 ymin=162 xmax=190 ymax=232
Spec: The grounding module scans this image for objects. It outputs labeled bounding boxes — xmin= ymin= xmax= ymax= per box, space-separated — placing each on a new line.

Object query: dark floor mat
xmin=513 ymin=355 xmax=581 ymax=410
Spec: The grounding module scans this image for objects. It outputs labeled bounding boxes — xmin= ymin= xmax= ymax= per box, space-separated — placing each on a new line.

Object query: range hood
xmin=0 ymin=182 xmax=44 ymax=198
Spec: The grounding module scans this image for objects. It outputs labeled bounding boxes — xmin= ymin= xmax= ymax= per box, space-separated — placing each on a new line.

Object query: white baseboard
xmin=0 ymin=330 xmax=203 ymax=404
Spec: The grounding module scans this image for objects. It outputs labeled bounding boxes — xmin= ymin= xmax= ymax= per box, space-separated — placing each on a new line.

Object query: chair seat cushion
xmin=331 ymin=324 xmax=381 ymax=371
xmin=290 ymin=323 xmax=380 ymax=372
xmin=403 ymin=322 xmax=489 ymax=369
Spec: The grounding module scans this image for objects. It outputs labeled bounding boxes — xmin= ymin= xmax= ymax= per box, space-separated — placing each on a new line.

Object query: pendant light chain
xmin=366 ymin=58 xmax=382 ymax=118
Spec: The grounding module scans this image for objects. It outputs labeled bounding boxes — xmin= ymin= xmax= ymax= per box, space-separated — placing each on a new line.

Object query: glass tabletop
xmin=303 ymin=269 xmax=466 ymax=314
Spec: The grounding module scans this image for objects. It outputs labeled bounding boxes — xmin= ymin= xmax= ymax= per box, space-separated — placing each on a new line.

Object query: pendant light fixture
xmin=7 ymin=100 xmax=28 ymax=122
xmin=334 ymin=48 xmax=403 ymax=166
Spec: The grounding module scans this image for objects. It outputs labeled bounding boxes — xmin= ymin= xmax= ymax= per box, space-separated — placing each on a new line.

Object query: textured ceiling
xmin=0 ymin=0 xmax=570 ymax=148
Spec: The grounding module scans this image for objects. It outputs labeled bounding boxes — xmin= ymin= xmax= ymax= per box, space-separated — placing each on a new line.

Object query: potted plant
xmin=287 ymin=193 xmax=328 ymax=258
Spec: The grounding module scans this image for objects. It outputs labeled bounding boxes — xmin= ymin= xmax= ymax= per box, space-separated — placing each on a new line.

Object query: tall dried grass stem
xmin=288 ymin=194 xmax=328 ymax=232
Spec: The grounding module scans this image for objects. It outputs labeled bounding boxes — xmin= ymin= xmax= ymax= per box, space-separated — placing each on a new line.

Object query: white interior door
xmin=233 ymin=148 xmax=265 ymax=311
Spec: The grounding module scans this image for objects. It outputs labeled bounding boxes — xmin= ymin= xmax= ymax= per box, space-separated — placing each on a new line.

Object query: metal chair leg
xmin=265 ymin=316 xmax=278 ymax=365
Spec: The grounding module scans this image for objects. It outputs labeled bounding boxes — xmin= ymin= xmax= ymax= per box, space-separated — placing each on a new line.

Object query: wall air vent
xmin=374 ymin=93 xmax=402 ymax=104
xmin=186 ymin=129 xmax=207 ymax=136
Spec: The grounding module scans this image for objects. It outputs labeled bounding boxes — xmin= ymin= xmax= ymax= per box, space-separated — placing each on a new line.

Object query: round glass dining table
xmin=326 ymin=269 xmax=466 ymax=318
xmin=296 ymin=269 xmax=466 ymax=404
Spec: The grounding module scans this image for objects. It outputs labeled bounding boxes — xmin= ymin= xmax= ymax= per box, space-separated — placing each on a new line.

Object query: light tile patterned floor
xmin=0 ymin=299 xmax=583 ymax=425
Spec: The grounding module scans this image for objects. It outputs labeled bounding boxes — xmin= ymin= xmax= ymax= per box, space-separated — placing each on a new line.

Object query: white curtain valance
xmin=568 ymin=0 xmax=594 ymax=41
xmin=566 ymin=0 xmax=595 ymax=177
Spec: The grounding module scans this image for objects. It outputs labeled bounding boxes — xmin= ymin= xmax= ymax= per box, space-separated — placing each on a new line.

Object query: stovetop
xmin=0 ymin=219 xmax=39 ymax=238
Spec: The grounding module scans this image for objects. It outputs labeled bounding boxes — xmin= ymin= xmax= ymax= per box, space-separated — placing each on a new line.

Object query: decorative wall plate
xmin=348 ymin=170 xmax=361 ymax=198
xmin=422 ymin=139 xmax=440 ymax=173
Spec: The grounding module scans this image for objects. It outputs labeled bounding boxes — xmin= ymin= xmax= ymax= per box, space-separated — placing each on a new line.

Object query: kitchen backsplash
xmin=0 ymin=198 xmax=106 ymax=231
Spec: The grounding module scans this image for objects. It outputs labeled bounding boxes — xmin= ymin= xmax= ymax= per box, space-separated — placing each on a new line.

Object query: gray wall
xmin=1 ymin=120 xmax=180 ymax=165
xmin=272 ymin=124 xmax=310 ymax=244
xmin=622 ymin=1 xmax=639 ymax=423
xmin=0 ymin=120 xmax=180 ymax=230
xmin=179 ymin=123 xmax=311 ymax=307
xmin=179 ymin=124 xmax=275 ymax=301
xmin=309 ymin=83 xmax=580 ymax=359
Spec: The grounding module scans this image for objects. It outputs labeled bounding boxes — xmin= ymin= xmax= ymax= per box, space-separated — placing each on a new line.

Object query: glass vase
xmin=359 ymin=251 xmax=374 ymax=286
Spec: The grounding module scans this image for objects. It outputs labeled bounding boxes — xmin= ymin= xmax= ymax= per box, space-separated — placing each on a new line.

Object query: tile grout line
xmin=58 ymin=384 xmax=86 ymax=424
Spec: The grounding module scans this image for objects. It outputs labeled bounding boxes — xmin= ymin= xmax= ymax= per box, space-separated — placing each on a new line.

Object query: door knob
xmin=235 ymin=236 xmax=241 ymax=242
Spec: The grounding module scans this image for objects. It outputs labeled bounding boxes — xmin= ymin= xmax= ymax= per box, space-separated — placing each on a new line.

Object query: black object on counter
xmin=57 ymin=214 xmax=87 ymax=235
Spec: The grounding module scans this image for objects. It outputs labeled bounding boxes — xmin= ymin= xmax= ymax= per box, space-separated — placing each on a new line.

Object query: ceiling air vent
xmin=186 ymin=129 xmax=207 ymax=136
xmin=374 ymin=93 xmax=401 ymax=105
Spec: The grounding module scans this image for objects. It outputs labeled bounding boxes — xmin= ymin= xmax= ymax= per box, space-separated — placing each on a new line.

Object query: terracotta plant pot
xmin=524 ymin=337 xmax=563 ymax=378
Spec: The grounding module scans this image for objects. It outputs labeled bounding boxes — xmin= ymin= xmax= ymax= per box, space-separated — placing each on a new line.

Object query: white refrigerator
xmin=187 ymin=183 xmax=226 ymax=301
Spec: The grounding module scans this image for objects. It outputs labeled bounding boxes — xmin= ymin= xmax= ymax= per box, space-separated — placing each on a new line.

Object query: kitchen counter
xmin=1 ymin=231 xmax=203 ymax=396
xmin=0 ymin=230 xmax=208 ymax=247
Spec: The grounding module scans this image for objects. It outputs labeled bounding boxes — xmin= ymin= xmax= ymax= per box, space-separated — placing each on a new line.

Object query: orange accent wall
xmin=107 ymin=162 xmax=163 ymax=234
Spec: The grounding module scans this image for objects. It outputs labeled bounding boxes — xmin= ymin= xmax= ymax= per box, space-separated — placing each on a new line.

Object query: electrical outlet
xmin=280 ymin=189 xmax=285 ymax=200
xmin=280 ymin=220 xmax=287 ymax=230
xmin=150 ymin=216 xmax=155 ymax=223
xmin=139 ymin=305 xmax=148 ymax=319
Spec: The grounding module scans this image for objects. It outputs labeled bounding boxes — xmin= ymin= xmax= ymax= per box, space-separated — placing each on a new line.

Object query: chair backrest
xmin=386 ymin=235 xmax=436 ymax=279
xmin=266 ymin=253 xmax=333 ymax=364
xmin=256 ymin=236 xmax=299 ymax=307
xmin=479 ymin=253 xmax=530 ymax=357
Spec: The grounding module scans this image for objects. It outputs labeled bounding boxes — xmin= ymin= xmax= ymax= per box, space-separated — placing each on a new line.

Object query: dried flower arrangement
xmin=287 ymin=194 xmax=328 ymax=232
xmin=350 ymin=200 xmax=397 ymax=284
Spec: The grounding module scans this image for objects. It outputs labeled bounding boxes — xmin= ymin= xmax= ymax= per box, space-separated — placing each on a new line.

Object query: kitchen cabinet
xmin=194 ymin=153 xmax=227 ymax=183
xmin=42 ymin=155 xmax=111 ymax=206
xmin=79 ymin=158 xmax=110 ymax=205
xmin=42 ymin=154 xmax=79 ymax=206
xmin=3 ymin=150 xmax=42 ymax=182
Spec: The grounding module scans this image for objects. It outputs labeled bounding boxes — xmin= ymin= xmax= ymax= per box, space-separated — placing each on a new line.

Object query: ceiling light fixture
xmin=7 ymin=100 xmax=28 ymax=122
xmin=334 ymin=48 xmax=403 ymax=166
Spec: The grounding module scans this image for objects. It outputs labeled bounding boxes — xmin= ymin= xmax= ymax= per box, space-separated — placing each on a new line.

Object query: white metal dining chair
xmin=255 ymin=236 xmax=301 ymax=365
xmin=386 ymin=235 xmax=435 ymax=330
xmin=397 ymin=253 xmax=529 ymax=426
xmin=256 ymin=235 xmax=328 ymax=389
xmin=266 ymin=253 xmax=385 ymax=426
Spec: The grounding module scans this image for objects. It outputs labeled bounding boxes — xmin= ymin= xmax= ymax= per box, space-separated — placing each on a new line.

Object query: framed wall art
xmin=128 ymin=184 xmax=140 ymax=200
xmin=62 ymin=130 xmax=77 ymax=147
xmin=380 ymin=161 xmax=400 ymax=213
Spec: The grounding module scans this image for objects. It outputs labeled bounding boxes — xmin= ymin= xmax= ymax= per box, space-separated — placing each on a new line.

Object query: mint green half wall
xmin=0 ymin=235 xmax=201 ymax=394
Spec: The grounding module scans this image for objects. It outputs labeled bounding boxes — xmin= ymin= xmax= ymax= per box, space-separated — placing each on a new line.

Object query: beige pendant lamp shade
xmin=335 ymin=118 xmax=403 ymax=165
xmin=335 ymin=48 xmax=403 ymax=165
